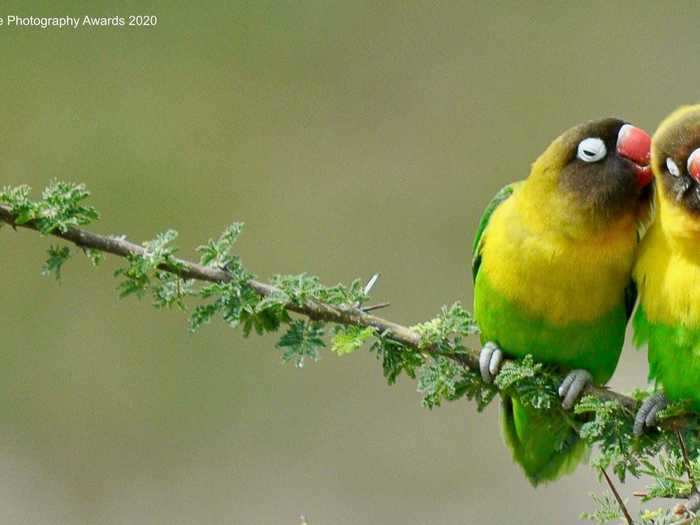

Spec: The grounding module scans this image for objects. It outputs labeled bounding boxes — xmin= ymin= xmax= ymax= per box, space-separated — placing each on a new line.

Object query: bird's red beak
xmin=616 ymin=124 xmax=652 ymax=188
xmin=688 ymin=148 xmax=700 ymax=184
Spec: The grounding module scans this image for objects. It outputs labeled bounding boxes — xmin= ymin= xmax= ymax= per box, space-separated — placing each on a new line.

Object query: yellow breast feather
xmin=481 ymin=184 xmax=637 ymax=325
xmin=635 ymin=189 xmax=700 ymax=327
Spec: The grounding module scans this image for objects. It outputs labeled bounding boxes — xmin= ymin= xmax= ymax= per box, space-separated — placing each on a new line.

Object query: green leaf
xmin=189 ymin=302 xmax=223 ymax=333
xmin=114 ymin=229 xmax=180 ymax=298
xmin=454 ymin=369 xmax=498 ymax=412
xmin=271 ymin=274 xmax=323 ymax=305
xmin=418 ymin=356 xmax=463 ymax=409
xmin=37 ymin=180 xmax=99 ymax=233
xmin=276 ymin=320 xmax=325 ymax=368
xmin=153 ymin=271 xmax=194 ymax=310
xmin=412 ymin=302 xmax=478 ymax=348
xmin=317 ymin=278 xmax=367 ymax=305
xmin=332 ymin=326 xmax=374 ymax=355
xmin=255 ymin=290 xmax=291 ymax=312
xmin=371 ymin=335 xmax=422 ymax=385
xmin=575 ymin=395 xmax=640 ymax=481
xmin=492 ymin=355 xmax=558 ymax=411
xmin=197 ymin=222 xmax=244 ymax=268
xmin=0 ymin=185 xmax=35 ymax=224
xmin=580 ymin=493 xmax=623 ymax=524
xmin=494 ymin=354 xmax=540 ymax=390
xmin=83 ymin=248 xmax=104 ymax=267
xmin=42 ymin=245 xmax=70 ymax=280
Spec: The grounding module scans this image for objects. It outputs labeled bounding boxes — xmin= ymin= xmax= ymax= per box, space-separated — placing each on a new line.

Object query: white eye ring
xmin=577 ymin=137 xmax=607 ymax=163
xmin=667 ymin=157 xmax=680 ymax=177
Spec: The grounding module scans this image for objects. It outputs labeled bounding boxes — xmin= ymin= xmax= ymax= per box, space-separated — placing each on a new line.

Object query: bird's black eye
xmin=577 ymin=137 xmax=607 ymax=163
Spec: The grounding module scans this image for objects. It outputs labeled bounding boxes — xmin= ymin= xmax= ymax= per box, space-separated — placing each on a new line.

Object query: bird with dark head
xmin=472 ymin=117 xmax=651 ymax=484
xmin=556 ymin=118 xmax=653 ymax=221
xmin=633 ymin=105 xmax=700 ymax=435
xmin=649 ymin=105 xmax=700 ymax=215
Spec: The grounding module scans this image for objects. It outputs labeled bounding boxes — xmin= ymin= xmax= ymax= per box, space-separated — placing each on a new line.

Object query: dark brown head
xmin=523 ymin=118 xmax=652 ymax=234
xmin=651 ymin=105 xmax=700 ymax=215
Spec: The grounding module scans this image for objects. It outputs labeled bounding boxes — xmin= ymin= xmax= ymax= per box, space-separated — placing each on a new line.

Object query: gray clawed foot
xmin=633 ymin=393 xmax=668 ymax=436
xmin=559 ymin=369 xmax=593 ymax=410
xmin=479 ymin=341 xmax=503 ymax=383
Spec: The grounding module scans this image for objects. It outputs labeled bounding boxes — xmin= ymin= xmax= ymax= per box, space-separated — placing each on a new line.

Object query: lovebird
xmin=633 ymin=105 xmax=700 ymax=435
xmin=472 ymin=118 xmax=652 ymax=484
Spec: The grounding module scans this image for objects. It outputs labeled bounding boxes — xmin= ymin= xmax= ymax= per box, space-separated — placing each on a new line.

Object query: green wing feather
xmin=471 ymin=182 xmax=520 ymax=282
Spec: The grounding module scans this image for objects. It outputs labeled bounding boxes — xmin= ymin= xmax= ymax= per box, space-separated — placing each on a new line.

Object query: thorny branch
xmin=0 ymin=202 xmax=638 ymax=411
xmin=2 ymin=192 xmax=700 ymax=524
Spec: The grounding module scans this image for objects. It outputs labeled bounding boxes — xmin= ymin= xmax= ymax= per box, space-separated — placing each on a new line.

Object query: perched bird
xmin=472 ymin=118 xmax=652 ymax=484
xmin=633 ymin=105 xmax=700 ymax=435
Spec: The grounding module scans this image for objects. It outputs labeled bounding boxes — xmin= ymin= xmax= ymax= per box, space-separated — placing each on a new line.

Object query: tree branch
xmin=0 ymin=202 xmax=637 ymax=412
xmin=5 ymin=187 xmax=700 ymax=524
xmin=601 ymin=468 xmax=634 ymax=525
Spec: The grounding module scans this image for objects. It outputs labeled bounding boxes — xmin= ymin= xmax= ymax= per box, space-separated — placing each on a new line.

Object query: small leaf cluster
xmin=189 ymin=224 xmax=271 ymax=334
xmin=1 ymin=182 xmax=101 ymax=281
xmin=417 ymin=356 xmax=465 ymax=409
xmin=277 ymin=320 xmax=325 ymax=368
xmin=42 ymin=245 xmax=70 ymax=280
xmin=580 ymin=493 xmax=624 ymax=524
xmin=456 ymin=368 xmax=499 ymax=412
xmin=0 ymin=181 xmax=98 ymax=234
xmin=115 ymin=229 xmax=184 ymax=298
xmin=413 ymin=302 xmax=478 ymax=350
xmin=642 ymin=451 xmax=692 ymax=500
xmin=197 ymin=222 xmax=243 ymax=269
xmin=575 ymin=395 xmax=640 ymax=481
xmin=332 ymin=326 xmax=375 ymax=356
xmin=110 ymin=229 xmax=196 ymax=312
xmin=417 ymin=356 xmax=496 ymax=410
xmin=411 ymin=303 xmax=494 ymax=409
xmin=370 ymin=334 xmax=423 ymax=385
xmin=495 ymin=355 xmax=559 ymax=411
xmin=270 ymin=274 xmax=368 ymax=307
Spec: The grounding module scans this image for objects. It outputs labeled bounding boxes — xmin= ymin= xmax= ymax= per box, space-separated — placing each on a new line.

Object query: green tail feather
xmin=501 ymin=396 xmax=588 ymax=486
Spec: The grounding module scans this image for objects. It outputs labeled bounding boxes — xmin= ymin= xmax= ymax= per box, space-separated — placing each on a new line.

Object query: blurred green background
xmin=0 ymin=2 xmax=695 ymax=523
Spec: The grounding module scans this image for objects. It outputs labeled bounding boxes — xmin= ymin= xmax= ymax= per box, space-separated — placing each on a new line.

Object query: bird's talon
xmin=489 ymin=349 xmax=502 ymax=375
xmin=479 ymin=342 xmax=503 ymax=383
xmin=633 ymin=393 xmax=668 ymax=436
xmin=559 ymin=369 xmax=593 ymax=410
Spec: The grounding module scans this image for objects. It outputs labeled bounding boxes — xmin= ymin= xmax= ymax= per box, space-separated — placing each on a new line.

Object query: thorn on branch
xmin=353 ymin=273 xmax=387 ymax=313
xmin=363 ymin=273 xmax=380 ymax=296
xmin=361 ymin=302 xmax=390 ymax=313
